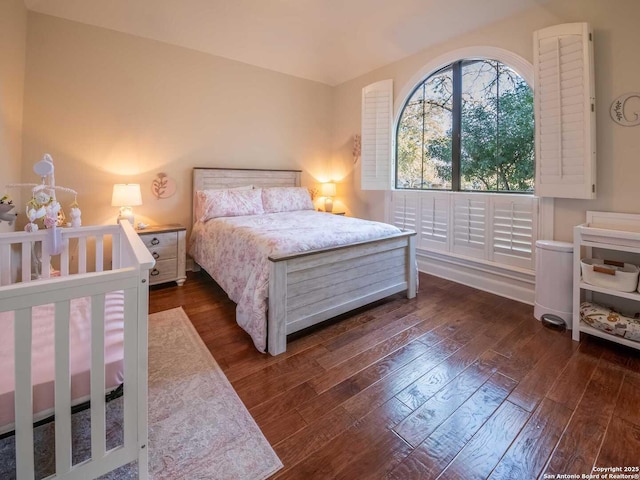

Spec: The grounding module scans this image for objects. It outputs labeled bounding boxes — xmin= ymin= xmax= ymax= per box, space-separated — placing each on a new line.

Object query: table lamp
xmin=111 ymin=184 xmax=142 ymax=225
xmin=321 ymin=182 xmax=336 ymax=213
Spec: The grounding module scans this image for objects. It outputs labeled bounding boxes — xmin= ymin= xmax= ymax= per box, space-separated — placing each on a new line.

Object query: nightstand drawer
xmin=141 ymin=232 xmax=177 ymax=260
xmin=149 ymin=259 xmax=178 ymax=285
xmin=137 ymin=224 xmax=186 ymax=287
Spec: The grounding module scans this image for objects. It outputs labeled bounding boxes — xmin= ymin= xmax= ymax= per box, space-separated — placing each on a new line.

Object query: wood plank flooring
xmin=149 ymin=271 xmax=640 ymax=479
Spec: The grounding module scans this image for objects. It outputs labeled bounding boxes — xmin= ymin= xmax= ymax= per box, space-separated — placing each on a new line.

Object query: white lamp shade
xmin=321 ymin=182 xmax=336 ymax=197
xmin=111 ymin=184 xmax=142 ymax=207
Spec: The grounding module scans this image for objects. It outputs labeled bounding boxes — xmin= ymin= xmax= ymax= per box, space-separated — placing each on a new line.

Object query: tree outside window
xmin=396 ymin=59 xmax=534 ymax=193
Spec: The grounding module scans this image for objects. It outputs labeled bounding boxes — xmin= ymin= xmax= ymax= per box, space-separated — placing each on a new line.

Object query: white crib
xmin=0 ymin=221 xmax=155 ymax=479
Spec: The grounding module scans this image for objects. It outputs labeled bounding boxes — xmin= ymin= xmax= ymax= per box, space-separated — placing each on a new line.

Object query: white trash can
xmin=534 ymin=240 xmax=574 ymax=329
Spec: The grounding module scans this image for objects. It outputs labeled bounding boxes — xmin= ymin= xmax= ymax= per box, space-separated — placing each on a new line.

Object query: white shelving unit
xmin=573 ymin=211 xmax=640 ymax=351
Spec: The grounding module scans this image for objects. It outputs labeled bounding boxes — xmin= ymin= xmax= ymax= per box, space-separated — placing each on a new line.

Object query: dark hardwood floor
xmin=149 ymin=271 xmax=640 ymax=479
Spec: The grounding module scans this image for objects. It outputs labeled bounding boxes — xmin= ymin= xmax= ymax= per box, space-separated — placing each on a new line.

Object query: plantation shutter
xmin=534 ymin=22 xmax=596 ymax=199
xmin=419 ymin=193 xmax=449 ymax=251
xmin=451 ymin=195 xmax=487 ymax=259
xmin=491 ymin=197 xmax=537 ymax=269
xmin=361 ymin=79 xmax=393 ymax=190
xmin=390 ymin=191 xmax=418 ymax=232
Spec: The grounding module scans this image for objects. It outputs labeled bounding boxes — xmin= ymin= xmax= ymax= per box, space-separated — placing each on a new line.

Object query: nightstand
xmin=137 ymin=224 xmax=186 ymax=286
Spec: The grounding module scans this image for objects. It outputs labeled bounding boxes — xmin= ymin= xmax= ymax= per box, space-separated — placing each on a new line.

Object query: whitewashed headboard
xmin=192 ymin=167 xmax=302 ymax=225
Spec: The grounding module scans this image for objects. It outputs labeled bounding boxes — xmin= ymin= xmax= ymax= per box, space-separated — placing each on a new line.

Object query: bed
xmin=190 ymin=167 xmax=417 ymax=355
xmin=0 ymin=221 xmax=155 ymax=479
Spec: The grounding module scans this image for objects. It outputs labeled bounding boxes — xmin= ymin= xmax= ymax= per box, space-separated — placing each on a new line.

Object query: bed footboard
xmin=267 ymin=231 xmax=416 ymax=355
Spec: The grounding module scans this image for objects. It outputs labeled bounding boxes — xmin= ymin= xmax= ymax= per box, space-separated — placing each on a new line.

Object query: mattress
xmin=0 ymin=291 xmax=125 ymax=432
xmin=189 ymin=210 xmax=401 ymax=352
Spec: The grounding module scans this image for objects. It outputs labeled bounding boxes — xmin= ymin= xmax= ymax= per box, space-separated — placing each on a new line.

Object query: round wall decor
xmin=610 ymin=93 xmax=640 ymax=126
xmin=152 ymin=172 xmax=177 ymax=199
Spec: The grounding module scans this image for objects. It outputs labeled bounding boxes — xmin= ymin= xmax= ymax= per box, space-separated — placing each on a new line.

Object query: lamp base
xmin=117 ymin=214 xmax=135 ymax=225
xmin=117 ymin=206 xmax=135 ymax=225
xmin=324 ymin=197 xmax=333 ymax=213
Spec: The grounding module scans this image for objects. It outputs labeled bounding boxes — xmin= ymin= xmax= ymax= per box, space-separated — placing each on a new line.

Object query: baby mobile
xmin=4 ymin=154 xmax=82 ymax=256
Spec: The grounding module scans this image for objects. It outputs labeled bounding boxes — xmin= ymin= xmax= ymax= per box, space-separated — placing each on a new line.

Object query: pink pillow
xmin=194 ymin=186 xmax=253 ymax=221
xmin=196 ymin=188 xmax=264 ymax=222
xmin=262 ymin=187 xmax=314 ymax=213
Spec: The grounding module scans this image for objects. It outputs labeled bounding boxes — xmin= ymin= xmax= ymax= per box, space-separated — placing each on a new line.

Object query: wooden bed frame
xmin=193 ymin=167 xmax=417 ymax=355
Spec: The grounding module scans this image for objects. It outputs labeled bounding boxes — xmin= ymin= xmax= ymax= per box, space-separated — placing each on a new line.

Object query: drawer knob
xmin=152 ymin=252 xmax=160 ymax=259
xmin=150 ymin=237 xmax=160 ymax=245
xmin=150 ymin=268 xmax=160 ymax=276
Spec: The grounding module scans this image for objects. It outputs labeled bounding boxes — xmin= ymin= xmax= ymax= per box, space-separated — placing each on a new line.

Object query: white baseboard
xmin=417 ymin=249 xmax=535 ymax=305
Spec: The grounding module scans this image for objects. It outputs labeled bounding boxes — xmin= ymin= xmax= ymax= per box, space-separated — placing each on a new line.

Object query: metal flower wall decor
xmin=353 ymin=134 xmax=361 ymax=164
xmin=152 ymin=172 xmax=177 ymax=199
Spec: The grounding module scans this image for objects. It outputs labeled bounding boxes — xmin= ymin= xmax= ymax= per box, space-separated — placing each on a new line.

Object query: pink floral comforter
xmin=189 ymin=211 xmax=401 ymax=352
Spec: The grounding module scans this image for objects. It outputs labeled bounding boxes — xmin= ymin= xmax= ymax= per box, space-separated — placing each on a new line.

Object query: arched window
xmin=395 ymin=59 xmax=534 ymax=193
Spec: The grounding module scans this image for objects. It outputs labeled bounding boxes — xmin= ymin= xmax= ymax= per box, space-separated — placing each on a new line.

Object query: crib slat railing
xmin=0 ymin=243 xmax=10 ymax=285
xmin=5 ymin=273 xmax=140 ymax=480
xmin=14 ymin=307 xmax=35 ymax=479
xmin=42 ymin=245 xmax=51 ymax=278
xmin=95 ymin=235 xmax=104 ymax=272
xmin=112 ymin=231 xmax=121 ymax=270
xmin=0 ymin=225 xmax=123 ymax=282
xmin=54 ymin=300 xmax=72 ymax=475
xmin=78 ymin=237 xmax=87 ymax=274
xmin=21 ymin=242 xmax=31 ymax=283
xmin=122 ymin=287 xmax=138 ymax=452
xmin=90 ymin=292 xmax=107 ymax=460
xmin=60 ymin=236 xmax=70 ymax=277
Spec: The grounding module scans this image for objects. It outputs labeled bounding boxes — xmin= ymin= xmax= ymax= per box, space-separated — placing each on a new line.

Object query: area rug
xmin=146 ymin=307 xmax=282 ymax=479
xmin=0 ymin=307 xmax=282 ymax=480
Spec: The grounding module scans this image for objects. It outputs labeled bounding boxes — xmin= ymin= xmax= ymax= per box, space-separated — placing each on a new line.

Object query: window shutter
xmin=534 ymin=23 xmax=596 ymax=199
xmin=452 ymin=195 xmax=487 ymax=259
xmin=491 ymin=197 xmax=537 ymax=269
xmin=390 ymin=191 xmax=418 ymax=232
xmin=361 ymin=79 xmax=393 ymax=190
xmin=419 ymin=193 xmax=449 ymax=251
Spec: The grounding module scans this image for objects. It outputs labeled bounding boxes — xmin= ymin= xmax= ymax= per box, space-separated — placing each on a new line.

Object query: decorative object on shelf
xmin=0 ymin=195 xmax=17 ymax=225
xmin=321 ymin=182 xmax=336 ymax=213
xmin=152 ymin=172 xmax=177 ymax=199
xmin=580 ymin=258 xmax=640 ymax=292
xmin=580 ymin=301 xmax=640 ymax=342
xmin=353 ymin=134 xmax=361 ymax=163
xmin=112 ymin=183 xmax=142 ymax=225
xmin=610 ymin=92 xmax=640 ymax=126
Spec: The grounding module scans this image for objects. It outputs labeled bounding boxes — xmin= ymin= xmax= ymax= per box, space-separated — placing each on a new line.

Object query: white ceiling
xmin=24 ymin=0 xmax=546 ymax=86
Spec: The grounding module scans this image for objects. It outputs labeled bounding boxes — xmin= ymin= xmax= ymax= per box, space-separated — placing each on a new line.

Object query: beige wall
xmin=22 ymin=13 xmax=333 ymax=231
xmin=16 ymin=1 xmax=640 ymax=241
xmin=0 ymin=0 xmax=27 ymax=233
xmin=331 ymin=0 xmax=640 ymax=241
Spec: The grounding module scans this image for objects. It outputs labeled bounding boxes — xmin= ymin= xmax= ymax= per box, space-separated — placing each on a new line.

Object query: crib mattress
xmin=0 ymin=291 xmax=125 ymax=432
